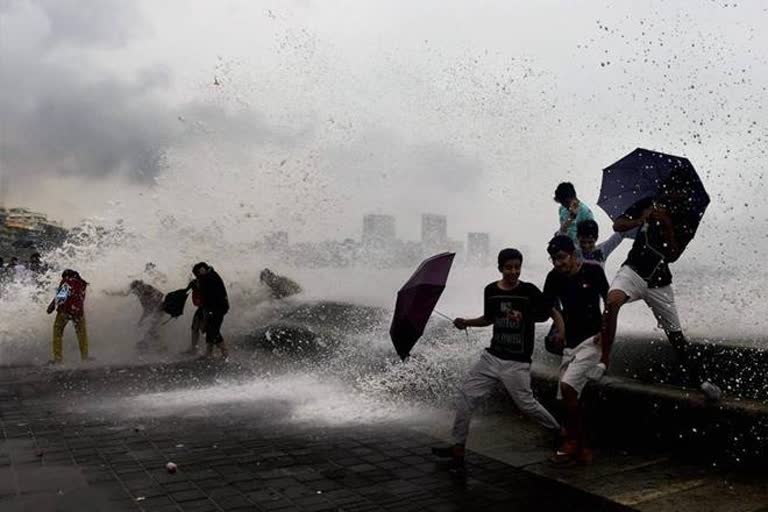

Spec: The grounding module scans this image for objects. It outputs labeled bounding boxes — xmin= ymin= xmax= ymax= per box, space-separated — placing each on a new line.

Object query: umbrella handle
xmin=434 ymin=309 xmax=472 ymax=342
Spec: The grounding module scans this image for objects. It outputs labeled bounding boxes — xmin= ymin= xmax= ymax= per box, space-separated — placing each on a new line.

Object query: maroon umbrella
xmin=390 ymin=252 xmax=455 ymax=360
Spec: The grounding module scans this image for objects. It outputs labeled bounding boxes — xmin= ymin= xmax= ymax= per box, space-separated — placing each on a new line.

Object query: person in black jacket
xmin=192 ymin=262 xmax=230 ymax=360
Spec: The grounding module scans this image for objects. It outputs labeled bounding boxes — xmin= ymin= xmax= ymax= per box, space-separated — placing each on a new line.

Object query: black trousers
xmin=204 ymin=310 xmax=227 ymax=345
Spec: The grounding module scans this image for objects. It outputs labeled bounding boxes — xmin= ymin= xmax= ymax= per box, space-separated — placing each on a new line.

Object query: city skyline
xmin=258 ymin=212 xmax=491 ymax=268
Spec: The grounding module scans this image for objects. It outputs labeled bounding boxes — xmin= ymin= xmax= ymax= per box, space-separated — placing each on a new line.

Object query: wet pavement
xmin=0 ymin=361 xmax=631 ymax=512
xmin=3 ymin=358 xmax=768 ymax=511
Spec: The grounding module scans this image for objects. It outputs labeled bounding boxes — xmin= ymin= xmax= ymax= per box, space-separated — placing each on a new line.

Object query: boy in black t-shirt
xmin=432 ymin=248 xmax=565 ymax=473
xmin=544 ymin=235 xmax=609 ymax=465
xmin=601 ymin=182 xmax=721 ymax=401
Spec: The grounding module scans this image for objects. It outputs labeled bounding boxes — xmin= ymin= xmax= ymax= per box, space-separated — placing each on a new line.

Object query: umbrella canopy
xmin=598 ymin=148 xmax=710 ymax=238
xmin=390 ymin=252 xmax=455 ymax=360
xmin=162 ymin=289 xmax=189 ymax=318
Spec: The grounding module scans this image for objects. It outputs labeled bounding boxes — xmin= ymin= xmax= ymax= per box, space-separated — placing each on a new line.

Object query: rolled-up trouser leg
xmin=499 ymin=359 xmax=560 ymax=431
xmin=52 ymin=312 xmax=68 ymax=362
xmin=451 ymin=352 xmax=500 ymax=445
xmin=73 ymin=315 xmax=89 ymax=359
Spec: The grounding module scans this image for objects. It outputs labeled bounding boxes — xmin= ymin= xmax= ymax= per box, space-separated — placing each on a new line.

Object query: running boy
xmin=432 ymin=248 xmax=564 ymax=472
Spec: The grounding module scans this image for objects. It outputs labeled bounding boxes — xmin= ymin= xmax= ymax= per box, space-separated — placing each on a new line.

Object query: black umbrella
xmin=598 ymin=148 xmax=710 ymax=239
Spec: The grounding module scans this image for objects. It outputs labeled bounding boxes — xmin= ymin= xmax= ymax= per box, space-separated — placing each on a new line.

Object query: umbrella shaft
xmin=432 ymin=309 xmax=453 ymax=321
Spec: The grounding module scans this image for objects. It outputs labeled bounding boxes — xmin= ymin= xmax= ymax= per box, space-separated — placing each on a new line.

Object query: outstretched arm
xmin=596 ymin=232 xmax=625 ymax=260
xmin=454 ymin=315 xmax=493 ymax=330
xmin=614 ymin=213 xmax=647 ymax=233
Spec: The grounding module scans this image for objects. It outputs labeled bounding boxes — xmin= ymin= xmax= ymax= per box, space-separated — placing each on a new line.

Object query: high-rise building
xmin=421 ymin=213 xmax=447 ymax=251
xmin=0 ymin=172 xmax=8 ymax=209
xmin=362 ymin=214 xmax=396 ymax=246
xmin=467 ymin=232 xmax=491 ymax=266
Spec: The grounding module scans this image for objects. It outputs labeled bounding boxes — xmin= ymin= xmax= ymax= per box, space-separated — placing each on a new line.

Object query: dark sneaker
xmin=433 ymin=445 xmax=466 ymax=475
xmin=432 ymin=444 xmax=464 ymax=458
xmin=431 ymin=446 xmax=455 ymax=458
xmin=545 ymin=427 xmax=567 ymax=451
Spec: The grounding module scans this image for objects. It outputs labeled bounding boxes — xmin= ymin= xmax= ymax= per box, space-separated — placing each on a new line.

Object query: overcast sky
xmin=1 ymin=0 xmax=767 ymax=261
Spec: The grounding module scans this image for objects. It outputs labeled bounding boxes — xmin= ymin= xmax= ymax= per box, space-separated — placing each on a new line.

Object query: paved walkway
xmin=422 ymin=412 xmax=768 ymax=512
xmin=4 ymin=360 xmax=768 ymax=512
xmin=0 ymin=363 xmax=630 ymax=512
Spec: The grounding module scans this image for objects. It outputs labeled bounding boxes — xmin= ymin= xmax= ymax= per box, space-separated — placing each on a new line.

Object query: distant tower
xmin=0 ymin=171 xmax=7 ymax=209
xmin=467 ymin=232 xmax=491 ymax=266
xmin=421 ymin=213 xmax=448 ymax=253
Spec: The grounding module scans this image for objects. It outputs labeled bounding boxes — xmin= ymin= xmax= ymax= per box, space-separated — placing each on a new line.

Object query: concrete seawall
xmin=529 ymin=336 xmax=768 ymax=463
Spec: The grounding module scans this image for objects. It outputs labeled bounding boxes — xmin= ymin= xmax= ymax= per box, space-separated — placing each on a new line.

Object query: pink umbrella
xmin=390 ymin=252 xmax=455 ymax=360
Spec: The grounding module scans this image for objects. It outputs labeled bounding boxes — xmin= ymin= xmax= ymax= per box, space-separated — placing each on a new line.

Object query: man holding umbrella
xmin=599 ymin=161 xmax=721 ymax=401
xmin=432 ymin=248 xmax=564 ymax=473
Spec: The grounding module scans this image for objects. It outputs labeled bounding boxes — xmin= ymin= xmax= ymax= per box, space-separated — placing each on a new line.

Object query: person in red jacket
xmin=46 ymin=269 xmax=90 ymax=363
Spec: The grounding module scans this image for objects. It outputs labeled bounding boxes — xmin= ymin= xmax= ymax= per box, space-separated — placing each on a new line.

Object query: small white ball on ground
xmin=166 ymin=462 xmax=177 ymax=474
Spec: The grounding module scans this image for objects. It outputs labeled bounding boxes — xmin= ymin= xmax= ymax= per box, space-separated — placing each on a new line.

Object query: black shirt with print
xmin=543 ymin=262 xmax=609 ymax=349
xmin=483 ymin=281 xmax=551 ymax=363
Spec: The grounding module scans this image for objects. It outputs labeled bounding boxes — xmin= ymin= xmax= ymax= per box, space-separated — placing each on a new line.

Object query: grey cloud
xmin=0 ymin=54 xmax=177 ymax=180
xmin=31 ymin=0 xmax=146 ymax=47
xmin=178 ymin=103 xmax=311 ymax=147
xmin=0 ymin=0 xmax=308 ymax=183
